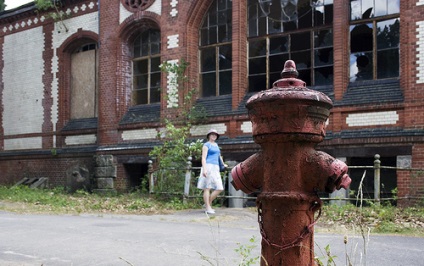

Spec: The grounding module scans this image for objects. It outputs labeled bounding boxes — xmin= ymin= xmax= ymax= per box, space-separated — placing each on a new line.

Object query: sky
xmin=5 ymin=0 xmax=32 ymax=10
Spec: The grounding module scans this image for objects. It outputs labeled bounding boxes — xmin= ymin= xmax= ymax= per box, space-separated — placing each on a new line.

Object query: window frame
xmin=199 ymin=0 xmax=233 ymax=98
xmin=349 ymin=0 xmax=400 ymax=82
xmin=132 ymin=29 xmax=161 ymax=105
xmin=247 ymin=0 xmax=334 ymax=91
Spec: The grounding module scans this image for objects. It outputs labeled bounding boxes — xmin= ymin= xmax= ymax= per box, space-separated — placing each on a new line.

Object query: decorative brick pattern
xmin=241 ymin=121 xmax=252 ymax=133
xmin=166 ymin=59 xmax=179 ymax=108
xmin=119 ymin=1 xmax=161 ymax=24
xmin=190 ymin=123 xmax=227 ymax=137
xmin=65 ymin=134 xmax=97 ymax=145
xmin=4 ymin=137 xmax=42 ymax=150
xmin=346 ymin=111 xmax=399 ymax=127
xmin=122 ymin=128 xmax=158 ymax=141
xmin=1 ymin=1 xmax=97 ymax=35
xmin=416 ymin=21 xmax=424 ymax=83
xmin=2 ymin=27 xmax=45 ymax=137
xmin=170 ymin=0 xmax=178 ymax=17
xmin=167 ymin=34 xmax=179 ymax=49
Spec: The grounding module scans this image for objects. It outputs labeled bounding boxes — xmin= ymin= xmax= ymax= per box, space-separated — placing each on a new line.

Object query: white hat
xmin=206 ymin=129 xmax=220 ymax=139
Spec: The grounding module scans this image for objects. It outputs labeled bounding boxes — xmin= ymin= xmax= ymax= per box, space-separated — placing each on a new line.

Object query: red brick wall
xmin=98 ymin=1 xmax=120 ymax=146
xmin=0 ymin=155 xmax=94 ymax=187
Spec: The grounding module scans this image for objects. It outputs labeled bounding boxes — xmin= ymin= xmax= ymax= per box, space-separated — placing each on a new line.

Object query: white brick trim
xmin=4 ymin=137 xmax=42 ymax=150
xmin=241 ymin=121 xmax=253 ymax=133
xmin=119 ymin=1 xmax=162 ymax=24
xmin=346 ymin=111 xmax=399 ymax=127
xmin=166 ymin=59 xmax=179 ymax=108
xmin=65 ymin=134 xmax=97 ymax=145
xmin=167 ymin=34 xmax=179 ymax=49
xmin=190 ymin=124 xmax=227 ymax=137
xmin=2 ymin=1 xmax=97 ymax=34
xmin=122 ymin=129 xmax=158 ymax=141
xmin=170 ymin=0 xmax=178 ymax=17
xmin=416 ymin=21 xmax=424 ymax=83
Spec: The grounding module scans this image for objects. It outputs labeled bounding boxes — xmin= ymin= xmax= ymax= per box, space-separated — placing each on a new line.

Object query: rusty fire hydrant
xmin=231 ymin=60 xmax=351 ymax=266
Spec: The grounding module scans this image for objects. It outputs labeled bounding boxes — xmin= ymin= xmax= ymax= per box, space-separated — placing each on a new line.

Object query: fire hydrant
xmin=231 ymin=60 xmax=351 ymax=266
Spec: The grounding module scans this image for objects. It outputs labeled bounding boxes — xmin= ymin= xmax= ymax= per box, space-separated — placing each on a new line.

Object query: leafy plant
xmin=234 ymin=236 xmax=260 ymax=266
xmin=149 ymin=59 xmax=205 ymax=194
xmin=34 ymin=0 xmax=69 ymax=32
xmin=315 ymin=244 xmax=337 ymax=266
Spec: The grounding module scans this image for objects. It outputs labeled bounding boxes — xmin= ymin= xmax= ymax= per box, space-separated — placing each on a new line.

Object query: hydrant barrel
xmin=231 ymin=60 xmax=351 ymax=266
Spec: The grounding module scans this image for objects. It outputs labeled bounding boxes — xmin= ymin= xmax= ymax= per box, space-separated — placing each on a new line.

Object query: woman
xmin=197 ymin=129 xmax=226 ymax=214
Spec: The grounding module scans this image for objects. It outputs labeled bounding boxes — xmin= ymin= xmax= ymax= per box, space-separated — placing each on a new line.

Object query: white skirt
xmin=197 ymin=163 xmax=223 ymax=190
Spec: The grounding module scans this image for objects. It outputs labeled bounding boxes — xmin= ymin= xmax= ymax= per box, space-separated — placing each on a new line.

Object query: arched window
xmin=248 ymin=0 xmax=333 ymax=92
xmin=71 ymin=43 xmax=98 ymax=119
xmin=349 ymin=0 xmax=400 ymax=82
xmin=199 ymin=0 xmax=232 ymax=97
xmin=132 ymin=29 xmax=161 ymax=105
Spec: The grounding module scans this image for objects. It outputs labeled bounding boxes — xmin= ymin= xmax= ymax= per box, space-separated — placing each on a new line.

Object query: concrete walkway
xmin=0 ymin=208 xmax=423 ymax=265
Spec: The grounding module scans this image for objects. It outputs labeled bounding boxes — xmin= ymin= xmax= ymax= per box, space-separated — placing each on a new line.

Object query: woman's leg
xmin=203 ymin=188 xmax=212 ymax=209
xmin=209 ymin=189 xmax=223 ymax=206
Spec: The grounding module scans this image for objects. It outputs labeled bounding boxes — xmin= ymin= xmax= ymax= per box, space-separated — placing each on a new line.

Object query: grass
xmin=0 ymin=185 xmax=201 ymax=215
xmin=0 ymin=185 xmax=423 ymax=236
xmin=318 ymin=203 xmax=424 ymax=236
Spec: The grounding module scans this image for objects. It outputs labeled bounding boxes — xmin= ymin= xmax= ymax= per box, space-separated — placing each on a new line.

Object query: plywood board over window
xmin=71 ymin=49 xmax=98 ymax=119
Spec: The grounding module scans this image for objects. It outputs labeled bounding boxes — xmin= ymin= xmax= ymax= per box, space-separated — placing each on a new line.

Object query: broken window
xmin=70 ymin=43 xmax=98 ymax=119
xmin=248 ymin=0 xmax=333 ymax=92
xmin=132 ymin=29 xmax=161 ymax=105
xmin=199 ymin=0 xmax=232 ymax=97
xmin=349 ymin=0 xmax=399 ymax=82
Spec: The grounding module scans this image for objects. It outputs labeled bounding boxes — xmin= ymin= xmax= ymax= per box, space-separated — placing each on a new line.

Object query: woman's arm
xmin=201 ymin=145 xmax=208 ymax=177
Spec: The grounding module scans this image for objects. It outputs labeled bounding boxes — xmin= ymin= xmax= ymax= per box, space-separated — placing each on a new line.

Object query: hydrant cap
xmin=245 ymin=60 xmax=333 ymax=141
xmin=281 ymin=60 xmax=299 ymax=78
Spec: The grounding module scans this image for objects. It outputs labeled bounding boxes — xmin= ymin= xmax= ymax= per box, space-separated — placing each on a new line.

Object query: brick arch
xmin=116 ymin=12 xmax=161 ymax=117
xmin=56 ymin=30 xmax=99 ymax=141
xmin=118 ymin=11 xmax=160 ymax=42
xmin=58 ymin=30 xmax=99 ymax=53
xmin=185 ymin=1 xmax=214 ymax=100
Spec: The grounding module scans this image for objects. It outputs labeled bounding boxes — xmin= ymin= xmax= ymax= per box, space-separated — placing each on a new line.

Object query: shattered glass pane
xmin=350 ymin=52 xmax=373 ymax=82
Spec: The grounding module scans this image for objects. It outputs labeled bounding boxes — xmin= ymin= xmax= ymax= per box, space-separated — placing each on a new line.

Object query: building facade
xmin=0 ymin=0 xmax=422 ymax=204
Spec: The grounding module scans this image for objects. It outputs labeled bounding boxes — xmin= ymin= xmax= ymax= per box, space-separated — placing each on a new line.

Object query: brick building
xmin=0 ymin=0 xmax=422 ymax=204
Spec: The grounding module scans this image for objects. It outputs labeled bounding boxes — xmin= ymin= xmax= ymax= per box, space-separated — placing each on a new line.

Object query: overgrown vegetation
xmin=149 ymin=59 xmax=205 ymax=193
xmin=234 ymin=236 xmax=261 ymax=266
xmin=0 ymin=185 xmax=423 ymax=236
xmin=319 ymin=202 xmax=424 ymax=236
xmin=0 ymin=186 xmax=199 ymax=214
xmin=34 ymin=0 xmax=69 ymax=32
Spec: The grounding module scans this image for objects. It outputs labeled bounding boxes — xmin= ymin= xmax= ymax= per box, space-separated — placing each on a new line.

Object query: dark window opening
xmin=199 ymin=0 xmax=232 ymax=97
xmin=124 ymin=163 xmax=149 ymax=191
xmin=133 ymin=29 xmax=161 ymax=105
xmin=247 ymin=0 xmax=333 ymax=90
xmin=349 ymin=1 xmax=399 ymax=82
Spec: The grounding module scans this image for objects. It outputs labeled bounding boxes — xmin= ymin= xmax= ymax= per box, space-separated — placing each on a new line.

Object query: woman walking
xmin=197 ymin=129 xmax=226 ymax=214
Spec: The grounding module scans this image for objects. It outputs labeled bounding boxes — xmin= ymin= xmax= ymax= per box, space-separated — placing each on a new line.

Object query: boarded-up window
xmin=71 ymin=44 xmax=98 ymax=119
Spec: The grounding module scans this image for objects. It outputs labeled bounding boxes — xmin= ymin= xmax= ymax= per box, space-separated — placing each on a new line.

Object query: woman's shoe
xmin=205 ymin=208 xmax=215 ymax=214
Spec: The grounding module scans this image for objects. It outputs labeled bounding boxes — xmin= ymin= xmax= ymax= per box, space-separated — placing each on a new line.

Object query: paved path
xmin=0 ymin=208 xmax=423 ymax=266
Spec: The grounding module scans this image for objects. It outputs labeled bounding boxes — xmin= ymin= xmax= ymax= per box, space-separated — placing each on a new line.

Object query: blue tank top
xmin=204 ymin=142 xmax=220 ymax=165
